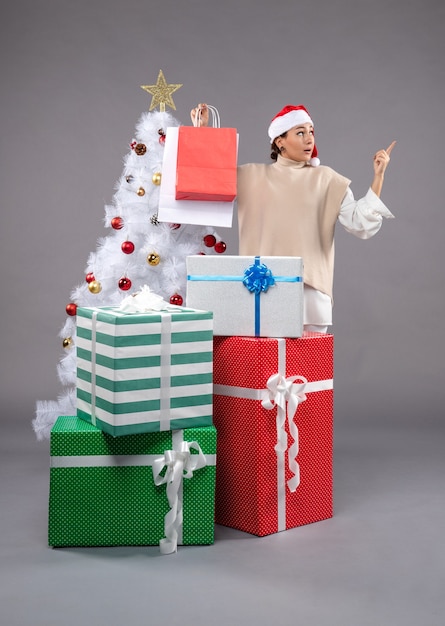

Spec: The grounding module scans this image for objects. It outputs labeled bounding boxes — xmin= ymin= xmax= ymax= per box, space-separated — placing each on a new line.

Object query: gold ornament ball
xmin=147 ymin=252 xmax=161 ymax=266
xmin=137 ymin=186 xmax=146 ymax=197
xmin=88 ymin=280 xmax=102 ymax=294
xmin=62 ymin=337 xmax=72 ymax=349
xmin=152 ymin=172 xmax=162 ymax=186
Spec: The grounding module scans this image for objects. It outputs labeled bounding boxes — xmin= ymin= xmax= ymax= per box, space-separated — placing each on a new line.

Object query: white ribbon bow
xmin=152 ymin=441 xmax=207 ymax=554
xmin=119 ymin=285 xmax=169 ymax=313
xmin=262 ymin=373 xmax=308 ymax=492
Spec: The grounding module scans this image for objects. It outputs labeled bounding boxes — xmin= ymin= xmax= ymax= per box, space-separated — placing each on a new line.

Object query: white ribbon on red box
xmin=213 ymin=337 xmax=333 ymax=532
xmin=261 ymin=371 xmax=307 ymax=494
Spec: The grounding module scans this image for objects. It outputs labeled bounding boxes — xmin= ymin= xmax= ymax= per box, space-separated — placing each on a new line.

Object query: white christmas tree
xmin=34 ymin=71 xmax=226 ymax=440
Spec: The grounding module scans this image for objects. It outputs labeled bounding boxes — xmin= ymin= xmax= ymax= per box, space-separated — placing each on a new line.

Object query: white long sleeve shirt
xmin=304 ymin=187 xmax=394 ymax=330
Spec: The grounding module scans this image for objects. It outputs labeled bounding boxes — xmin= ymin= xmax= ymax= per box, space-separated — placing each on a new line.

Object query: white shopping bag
xmin=157 ymin=126 xmax=236 ymax=228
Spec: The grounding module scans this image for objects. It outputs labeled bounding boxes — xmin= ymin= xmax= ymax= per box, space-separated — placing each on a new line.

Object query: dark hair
xmin=270 ymin=131 xmax=288 ymax=161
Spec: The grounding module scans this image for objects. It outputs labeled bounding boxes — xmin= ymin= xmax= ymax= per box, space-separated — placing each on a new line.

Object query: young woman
xmin=191 ymin=103 xmax=395 ymax=332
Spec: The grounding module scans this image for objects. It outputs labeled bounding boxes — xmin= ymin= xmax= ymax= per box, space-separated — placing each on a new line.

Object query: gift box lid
xmin=186 ymin=254 xmax=303 ymax=280
xmin=76 ymin=305 xmax=213 ymax=326
xmin=50 ymin=416 xmax=217 ymax=458
xmin=213 ymin=334 xmax=333 ymax=390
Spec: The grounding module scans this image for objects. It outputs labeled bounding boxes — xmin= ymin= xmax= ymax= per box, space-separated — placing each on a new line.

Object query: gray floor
xmin=1 ymin=414 xmax=444 ymax=626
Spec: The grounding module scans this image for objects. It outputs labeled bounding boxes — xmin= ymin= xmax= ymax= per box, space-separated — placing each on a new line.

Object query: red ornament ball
xmin=169 ymin=293 xmax=183 ymax=306
xmin=118 ymin=277 xmax=132 ymax=291
xmin=111 ymin=217 xmax=124 ymax=230
xmin=121 ymin=241 xmax=135 ymax=254
xmin=203 ymin=234 xmax=216 ymax=247
xmin=85 ymin=272 xmax=95 ymax=283
xmin=66 ymin=302 xmax=77 ymax=316
xmin=214 ymin=241 xmax=227 ymax=253
xmin=158 ymin=128 xmax=166 ymax=144
xmin=169 ymin=223 xmax=181 ymax=230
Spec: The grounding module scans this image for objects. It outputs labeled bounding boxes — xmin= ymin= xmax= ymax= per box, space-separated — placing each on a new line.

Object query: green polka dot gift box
xmin=76 ymin=305 xmax=213 ymax=436
xmin=49 ymin=416 xmax=216 ymax=551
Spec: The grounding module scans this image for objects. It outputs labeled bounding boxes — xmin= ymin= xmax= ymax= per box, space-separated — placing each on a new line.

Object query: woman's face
xmin=275 ymin=123 xmax=315 ymax=163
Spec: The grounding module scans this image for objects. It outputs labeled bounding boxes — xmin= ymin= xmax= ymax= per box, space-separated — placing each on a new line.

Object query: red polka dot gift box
xmin=213 ymin=333 xmax=333 ymax=536
xmin=48 ymin=416 xmax=216 ymax=553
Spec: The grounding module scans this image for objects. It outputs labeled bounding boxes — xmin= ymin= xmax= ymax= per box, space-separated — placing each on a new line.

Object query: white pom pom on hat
xmin=268 ymin=104 xmax=320 ymax=166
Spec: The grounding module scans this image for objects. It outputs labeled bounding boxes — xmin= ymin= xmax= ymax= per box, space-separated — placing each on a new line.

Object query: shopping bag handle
xmin=194 ymin=104 xmax=221 ymax=129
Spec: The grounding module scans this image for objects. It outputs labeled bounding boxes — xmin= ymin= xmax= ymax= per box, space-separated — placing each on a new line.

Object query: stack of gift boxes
xmin=186 ymin=255 xmax=334 ymax=536
xmin=48 ymin=255 xmax=334 ymax=552
xmin=48 ymin=300 xmax=217 ymax=554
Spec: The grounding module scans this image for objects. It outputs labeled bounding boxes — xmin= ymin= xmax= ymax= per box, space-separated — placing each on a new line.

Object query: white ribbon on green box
xmin=152 ymin=431 xmax=208 ymax=554
xmin=76 ymin=301 xmax=213 ymax=436
xmin=213 ymin=337 xmax=333 ymax=532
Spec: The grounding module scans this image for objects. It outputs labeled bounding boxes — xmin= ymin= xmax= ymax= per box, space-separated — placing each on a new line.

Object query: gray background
xmin=1 ymin=1 xmax=444 ymax=624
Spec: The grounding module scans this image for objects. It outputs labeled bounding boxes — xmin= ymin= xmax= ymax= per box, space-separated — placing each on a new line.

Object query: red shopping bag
xmin=175 ymin=125 xmax=238 ymax=202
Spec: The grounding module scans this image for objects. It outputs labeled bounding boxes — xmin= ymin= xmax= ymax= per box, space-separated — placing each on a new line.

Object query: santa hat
xmin=268 ymin=104 xmax=320 ymax=166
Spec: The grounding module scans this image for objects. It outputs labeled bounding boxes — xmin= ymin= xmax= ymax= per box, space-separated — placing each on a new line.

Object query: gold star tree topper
xmin=141 ymin=70 xmax=183 ymax=112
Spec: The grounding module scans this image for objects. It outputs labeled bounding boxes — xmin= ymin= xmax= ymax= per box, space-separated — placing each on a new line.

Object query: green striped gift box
xmin=76 ymin=306 xmax=213 ymax=436
xmin=49 ymin=416 xmax=216 ymax=548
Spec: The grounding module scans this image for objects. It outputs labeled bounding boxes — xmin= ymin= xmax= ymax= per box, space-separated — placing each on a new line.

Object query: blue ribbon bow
xmin=242 ymin=260 xmax=276 ymax=294
xmin=243 ymin=257 xmax=276 ymax=335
